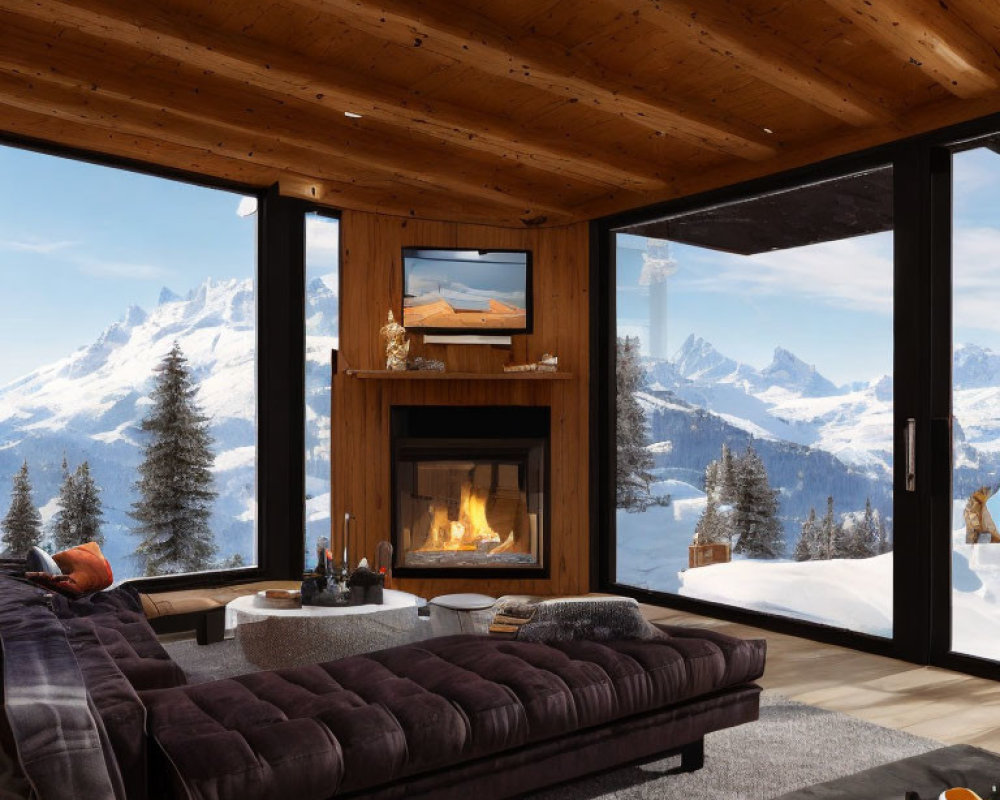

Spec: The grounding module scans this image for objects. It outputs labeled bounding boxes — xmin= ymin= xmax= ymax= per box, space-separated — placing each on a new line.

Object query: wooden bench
xmin=138 ymin=581 xmax=301 ymax=644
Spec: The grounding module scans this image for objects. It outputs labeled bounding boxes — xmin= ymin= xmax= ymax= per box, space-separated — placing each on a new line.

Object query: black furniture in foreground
xmin=773 ymin=744 xmax=1000 ymax=800
xmin=0 ymin=571 xmax=766 ymax=800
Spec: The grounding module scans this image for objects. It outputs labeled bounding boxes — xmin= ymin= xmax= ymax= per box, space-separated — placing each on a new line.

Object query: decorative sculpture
xmin=380 ymin=310 xmax=409 ymax=371
xmin=965 ymin=486 xmax=1000 ymax=543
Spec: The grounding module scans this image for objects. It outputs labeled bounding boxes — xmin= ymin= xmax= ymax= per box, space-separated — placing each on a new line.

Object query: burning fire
xmin=420 ymin=481 xmax=515 ymax=555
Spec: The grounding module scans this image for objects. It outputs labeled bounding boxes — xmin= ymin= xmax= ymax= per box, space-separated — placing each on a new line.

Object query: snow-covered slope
xmin=0 ymin=277 xmax=338 ymax=579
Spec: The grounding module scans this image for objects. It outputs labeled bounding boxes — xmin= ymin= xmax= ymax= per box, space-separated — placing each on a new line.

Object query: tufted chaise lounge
xmin=142 ymin=625 xmax=765 ymax=799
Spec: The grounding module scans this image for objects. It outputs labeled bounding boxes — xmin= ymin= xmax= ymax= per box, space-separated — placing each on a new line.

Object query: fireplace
xmin=391 ymin=406 xmax=549 ymax=577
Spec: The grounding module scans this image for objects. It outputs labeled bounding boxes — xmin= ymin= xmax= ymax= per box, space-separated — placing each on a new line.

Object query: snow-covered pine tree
xmin=694 ymin=457 xmax=728 ymax=544
xmin=843 ymin=497 xmax=878 ymax=559
xmin=51 ymin=455 xmax=76 ymax=551
xmin=793 ymin=507 xmax=818 ymax=561
xmin=732 ymin=442 xmax=783 ymax=559
xmin=876 ymin=514 xmax=891 ymax=554
xmin=73 ymin=462 xmax=104 ymax=548
xmin=820 ymin=496 xmax=845 ymax=559
xmin=130 ymin=342 xmax=218 ymax=576
xmin=53 ymin=460 xmax=104 ymax=549
xmin=1 ymin=462 xmax=42 ymax=555
xmin=719 ymin=442 xmax=737 ymax=506
xmin=615 ymin=336 xmax=656 ymax=512
xmin=703 ymin=459 xmax=719 ymax=502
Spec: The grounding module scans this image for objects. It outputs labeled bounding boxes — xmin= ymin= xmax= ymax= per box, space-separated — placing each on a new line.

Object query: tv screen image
xmin=402 ymin=248 xmax=532 ymax=334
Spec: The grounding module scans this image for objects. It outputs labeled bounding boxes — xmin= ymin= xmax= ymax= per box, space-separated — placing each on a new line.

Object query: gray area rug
xmin=163 ymin=638 xmax=944 ymax=800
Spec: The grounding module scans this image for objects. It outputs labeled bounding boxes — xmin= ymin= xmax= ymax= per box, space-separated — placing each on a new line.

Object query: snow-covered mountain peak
xmin=0 ymin=276 xmax=257 ymax=429
xmin=672 ymin=334 xmax=740 ymax=382
xmin=122 ymin=304 xmax=148 ymax=328
xmin=954 ymin=343 xmax=1000 ymax=389
xmin=158 ymin=286 xmax=181 ymax=305
xmin=759 ymin=347 xmax=837 ymax=397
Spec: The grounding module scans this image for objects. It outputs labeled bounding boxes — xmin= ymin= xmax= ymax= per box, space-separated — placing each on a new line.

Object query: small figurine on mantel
xmin=380 ymin=310 xmax=409 ymax=371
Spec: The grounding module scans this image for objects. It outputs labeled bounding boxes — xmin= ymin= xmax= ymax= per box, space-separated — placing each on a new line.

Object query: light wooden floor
xmin=639 ymin=604 xmax=1000 ymax=753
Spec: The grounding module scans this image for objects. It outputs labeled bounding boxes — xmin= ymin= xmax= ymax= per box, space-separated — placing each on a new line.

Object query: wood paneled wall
xmin=331 ymin=210 xmax=590 ymax=599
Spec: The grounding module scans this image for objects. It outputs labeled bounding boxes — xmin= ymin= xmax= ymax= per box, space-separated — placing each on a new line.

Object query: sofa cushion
xmin=28 ymin=542 xmax=113 ymax=597
xmin=143 ymin=628 xmax=766 ymax=800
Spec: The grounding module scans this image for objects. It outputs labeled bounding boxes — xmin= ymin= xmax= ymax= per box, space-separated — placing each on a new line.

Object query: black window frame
xmin=0 ymin=130 xmax=318 ymax=592
xmin=592 ymin=110 xmax=1000 ymax=680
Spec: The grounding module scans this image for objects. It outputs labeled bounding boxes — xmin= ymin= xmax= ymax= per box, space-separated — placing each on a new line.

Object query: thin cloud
xmin=678 ymin=234 xmax=893 ymax=315
xmin=955 ymin=227 xmax=1000 ymax=333
xmin=306 ymin=217 xmax=338 ymax=254
xmin=0 ymin=238 xmax=77 ymax=255
xmin=77 ymin=257 xmax=172 ymax=281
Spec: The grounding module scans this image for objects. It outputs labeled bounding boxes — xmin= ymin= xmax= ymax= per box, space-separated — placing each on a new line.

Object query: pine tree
xmin=794 ymin=507 xmax=819 ymax=561
xmin=616 ymin=336 xmax=656 ymax=511
xmin=130 ymin=343 xmax=218 ymax=576
xmin=718 ymin=442 xmax=737 ymax=506
xmin=73 ymin=462 xmax=104 ymax=548
xmin=876 ymin=514 xmax=891 ymax=554
xmin=732 ymin=442 xmax=783 ymax=559
xmin=703 ymin=459 xmax=720 ymax=502
xmin=694 ymin=456 xmax=729 ymax=545
xmin=1 ymin=462 xmax=42 ymax=555
xmin=51 ymin=455 xmax=76 ymax=551
xmin=820 ymin=496 xmax=846 ymax=559
xmin=53 ymin=460 xmax=105 ymax=550
xmin=843 ymin=497 xmax=878 ymax=559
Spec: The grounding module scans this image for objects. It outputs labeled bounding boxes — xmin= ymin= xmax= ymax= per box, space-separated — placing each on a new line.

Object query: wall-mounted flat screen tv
xmin=402 ymin=247 xmax=532 ymax=335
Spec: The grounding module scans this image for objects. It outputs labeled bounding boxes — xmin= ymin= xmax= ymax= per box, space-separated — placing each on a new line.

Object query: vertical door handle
xmin=904 ymin=418 xmax=916 ymax=492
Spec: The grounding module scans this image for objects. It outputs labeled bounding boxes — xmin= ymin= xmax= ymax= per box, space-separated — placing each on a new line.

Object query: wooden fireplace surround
xmin=331 ymin=210 xmax=590 ymax=599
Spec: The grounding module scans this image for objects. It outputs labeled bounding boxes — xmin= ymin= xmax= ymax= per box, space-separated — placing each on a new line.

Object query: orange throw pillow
xmin=28 ymin=542 xmax=113 ymax=597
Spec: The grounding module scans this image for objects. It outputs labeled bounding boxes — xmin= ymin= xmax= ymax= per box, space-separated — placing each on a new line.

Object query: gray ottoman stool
xmin=428 ymin=593 xmax=497 ymax=635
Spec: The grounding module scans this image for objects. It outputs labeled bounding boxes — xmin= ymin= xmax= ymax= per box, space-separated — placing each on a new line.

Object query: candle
xmin=343 ymin=512 xmax=352 ymax=569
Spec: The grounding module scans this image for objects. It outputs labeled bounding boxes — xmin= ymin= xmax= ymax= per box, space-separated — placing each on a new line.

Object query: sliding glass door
xmin=612 ymin=167 xmax=894 ymax=637
xmin=951 ymin=141 xmax=1000 ymax=661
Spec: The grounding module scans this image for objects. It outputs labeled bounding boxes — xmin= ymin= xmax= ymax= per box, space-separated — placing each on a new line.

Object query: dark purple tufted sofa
xmin=0 ymin=572 xmax=765 ymax=800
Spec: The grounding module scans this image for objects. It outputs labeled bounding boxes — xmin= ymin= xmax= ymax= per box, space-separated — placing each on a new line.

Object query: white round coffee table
xmin=228 ymin=589 xmax=422 ymax=669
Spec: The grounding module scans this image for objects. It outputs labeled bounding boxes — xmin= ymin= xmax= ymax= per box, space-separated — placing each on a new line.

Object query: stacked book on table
xmin=488 ymin=602 xmax=536 ymax=638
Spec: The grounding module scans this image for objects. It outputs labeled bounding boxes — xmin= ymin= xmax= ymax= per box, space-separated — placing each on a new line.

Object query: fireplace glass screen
xmin=394 ymin=439 xmax=545 ymax=571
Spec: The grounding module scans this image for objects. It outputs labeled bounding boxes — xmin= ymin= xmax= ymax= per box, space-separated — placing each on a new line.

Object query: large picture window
xmin=0 ymin=143 xmax=258 ymax=579
xmin=610 ymin=168 xmax=894 ymax=637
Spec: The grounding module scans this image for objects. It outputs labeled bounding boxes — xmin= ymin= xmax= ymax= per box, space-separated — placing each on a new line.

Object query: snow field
xmin=618 ymin=492 xmax=1000 ymax=655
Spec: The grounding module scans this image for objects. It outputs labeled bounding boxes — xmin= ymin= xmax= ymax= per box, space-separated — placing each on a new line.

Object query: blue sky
xmin=0 ymin=143 xmax=256 ymax=384
xmin=617 ymin=146 xmax=1000 ymax=387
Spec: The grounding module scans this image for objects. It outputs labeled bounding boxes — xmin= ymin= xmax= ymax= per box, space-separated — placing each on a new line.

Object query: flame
xmin=420 ymin=481 xmax=506 ymax=552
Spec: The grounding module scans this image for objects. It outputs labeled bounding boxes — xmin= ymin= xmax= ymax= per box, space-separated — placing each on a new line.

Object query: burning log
xmin=489 ymin=532 xmax=515 ymax=555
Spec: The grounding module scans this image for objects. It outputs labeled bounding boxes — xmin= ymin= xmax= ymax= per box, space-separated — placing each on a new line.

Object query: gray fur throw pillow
xmin=494 ymin=596 xmax=663 ymax=643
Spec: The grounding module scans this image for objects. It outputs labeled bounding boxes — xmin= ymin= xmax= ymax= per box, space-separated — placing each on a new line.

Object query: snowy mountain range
xmin=638 ymin=334 xmax=1000 ymax=546
xmin=645 ymin=334 xmax=1000 ymax=482
xmin=0 ymin=276 xmax=338 ymax=579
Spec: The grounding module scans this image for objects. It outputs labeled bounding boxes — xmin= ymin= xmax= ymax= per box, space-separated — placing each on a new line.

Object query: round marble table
xmin=228 ymin=589 xmax=422 ymax=669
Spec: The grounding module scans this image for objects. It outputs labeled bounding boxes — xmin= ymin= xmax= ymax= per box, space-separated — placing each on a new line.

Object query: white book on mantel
xmin=423 ymin=334 xmax=512 ymax=345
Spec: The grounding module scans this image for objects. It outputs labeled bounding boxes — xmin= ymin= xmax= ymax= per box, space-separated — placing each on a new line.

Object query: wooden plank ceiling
xmin=3 ymin=0 xmax=1000 ymax=226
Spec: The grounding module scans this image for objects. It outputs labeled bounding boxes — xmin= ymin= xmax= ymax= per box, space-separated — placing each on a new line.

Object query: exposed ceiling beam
xmin=637 ymin=0 xmax=892 ymax=126
xmin=290 ymin=0 xmax=778 ymax=160
xmin=0 ymin=100 xmax=537 ymax=224
xmin=572 ymin=81 xmax=1000 ymax=221
xmin=0 ymin=68 xmax=577 ymax=224
xmin=1 ymin=0 xmax=669 ymax=192
xmin=822 ymin=0 xmax=1000 ymax=98
xmin=0 ymin=21 xmax=586 ymax=221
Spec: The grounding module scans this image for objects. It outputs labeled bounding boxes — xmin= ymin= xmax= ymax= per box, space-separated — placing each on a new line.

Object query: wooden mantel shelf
xmin=344 ymin=369 xmax=572 ymax=381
